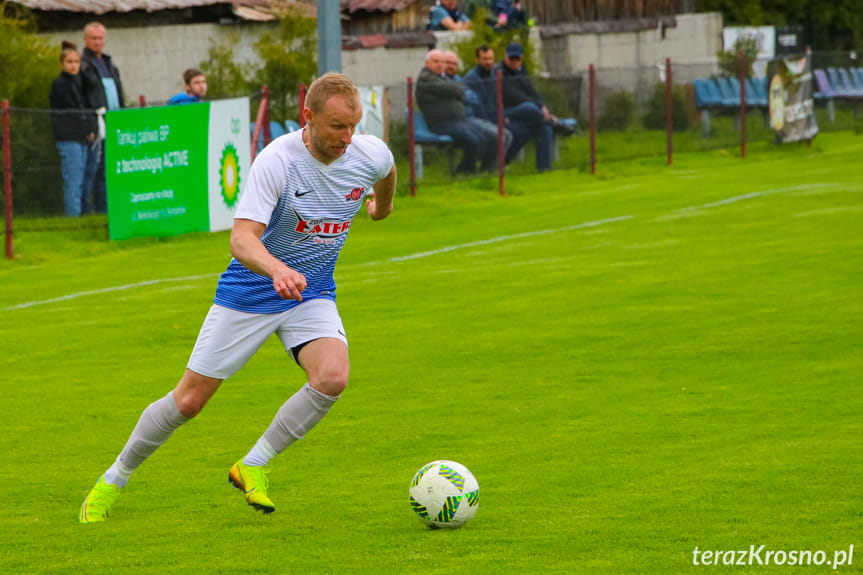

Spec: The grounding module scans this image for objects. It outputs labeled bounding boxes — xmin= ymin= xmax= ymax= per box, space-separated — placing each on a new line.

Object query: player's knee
xmin=175 ymin=394 xmax=206 ymax=418
xmin=173 ymin=387 xmax=211 ymax=418
xmin=311 ymin=364 xmax=349 ymax=396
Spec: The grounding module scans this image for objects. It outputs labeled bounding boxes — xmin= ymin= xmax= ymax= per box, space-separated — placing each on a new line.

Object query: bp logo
xmin=219 ymin=144 xmax=241 ymax=207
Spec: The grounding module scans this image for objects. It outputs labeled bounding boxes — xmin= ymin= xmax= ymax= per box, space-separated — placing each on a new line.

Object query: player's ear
xmin=302 ymin=107 xmax=313 ymax=126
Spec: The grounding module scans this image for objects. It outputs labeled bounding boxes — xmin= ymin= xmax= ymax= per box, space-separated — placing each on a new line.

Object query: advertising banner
xmin=357 ymin=86 xmax=385 ymax=139
xmin=767 ymin=54 xmax=819 ymax=144
xmin=207 ymin=99 xmax=251 ymax=233
xmin=106 ymin=98 xmax=250 ymax=240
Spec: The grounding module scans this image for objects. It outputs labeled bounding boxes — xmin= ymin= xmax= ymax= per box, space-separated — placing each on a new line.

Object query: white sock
xmin=104 ymin=460 xmax=133 ymax=488
xmin=248 ymin=383 xmax=339 ymax=463
xmin=242 ymin=437 xmax=278 ymax=467
xmin=103 ymin=391 xmax=189 ymax=488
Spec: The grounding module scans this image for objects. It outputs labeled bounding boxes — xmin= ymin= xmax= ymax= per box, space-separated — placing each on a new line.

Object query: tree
xmin=717 ymin=36 xmax=759 ymax=78
xmin=199 ymin=7 xmax=317 ymax=124
xmin=449 ymin=8 xmax=534 ymax=76
xmin=0 ymin=4 xmax=57 ymax=107
xmin=697 ymin=0 xmax=863 ymax=51
xmin=251 ymin=6 xmax=317 ymax=123
xmin=199 ymin=33 xmax=251 ymax=101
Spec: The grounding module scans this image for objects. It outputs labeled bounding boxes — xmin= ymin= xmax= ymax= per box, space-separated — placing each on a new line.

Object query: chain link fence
xmin=2 ymin=52 xmax=861 ymax=232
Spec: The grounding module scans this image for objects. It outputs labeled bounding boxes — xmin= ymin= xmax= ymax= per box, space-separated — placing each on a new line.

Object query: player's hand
xmin=272 ymin=265 xmax=307 ymax=301
xmin=365 ymin=192 xmax=393 ymax=221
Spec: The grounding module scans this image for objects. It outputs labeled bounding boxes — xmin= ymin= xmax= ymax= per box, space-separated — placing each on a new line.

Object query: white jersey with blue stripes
xmin=214 ymin=130 xmax=394 ymax=313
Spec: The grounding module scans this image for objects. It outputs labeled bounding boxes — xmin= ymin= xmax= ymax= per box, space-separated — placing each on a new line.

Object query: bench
xmin=411 ymin=110 xmax=455 ymax=178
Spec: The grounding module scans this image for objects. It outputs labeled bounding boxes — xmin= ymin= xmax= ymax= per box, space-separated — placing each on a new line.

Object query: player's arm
xmin=229 ymin=218 xmax=307 ymax=301
xmin=365 ymin=165 xmax=396 ymax=221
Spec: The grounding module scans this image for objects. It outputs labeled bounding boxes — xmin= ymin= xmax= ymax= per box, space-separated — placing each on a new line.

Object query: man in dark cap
xmin=496 ymin=42 xmax=574 ymax=172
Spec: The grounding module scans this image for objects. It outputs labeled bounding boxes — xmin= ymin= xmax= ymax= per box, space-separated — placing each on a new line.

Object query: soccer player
xmin=79 ymin=73 xmax=397 ymax=522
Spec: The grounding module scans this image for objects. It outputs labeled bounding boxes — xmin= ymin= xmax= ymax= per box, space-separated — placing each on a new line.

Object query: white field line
xmin=1 ymin=180 xmax=851 ymax=312
xmin=2 ymin=273 xmax=219 ymax=311
xmin=386 ymin=215 xmax=635 ymax=263
xmin=676 ymin=183 xmax=839 ymax=212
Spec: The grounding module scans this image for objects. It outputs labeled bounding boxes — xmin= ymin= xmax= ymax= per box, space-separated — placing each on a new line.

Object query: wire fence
xmin=2 ymin=52 xmax=862 ymax=242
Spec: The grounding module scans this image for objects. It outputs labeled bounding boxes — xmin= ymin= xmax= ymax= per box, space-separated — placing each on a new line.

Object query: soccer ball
xmin=409 ymin=460 xmax=479 ymax=528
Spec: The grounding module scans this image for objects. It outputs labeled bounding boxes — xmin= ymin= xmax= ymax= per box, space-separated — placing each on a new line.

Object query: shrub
xmin=643 ymin=83 xmax=690 ymax=132
xmin=598 ymin=90 xmax=635 ymax=131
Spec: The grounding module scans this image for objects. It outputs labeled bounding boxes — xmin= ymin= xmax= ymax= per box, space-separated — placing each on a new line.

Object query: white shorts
xmin=186 ymin=299 xmax=347 ymax=380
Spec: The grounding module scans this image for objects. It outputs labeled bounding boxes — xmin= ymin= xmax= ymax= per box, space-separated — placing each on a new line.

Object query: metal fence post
xmin=2 ymin=100 xmax=12 ymax=260
xmin=666 ymin=58 xmax=673 ymax=166
xmin=407 ymin=77 xmax=417 ymax=197
xmin=739 ymin=52 xmax=747 ymax=159
xmin=589 ymin=65 xmax=596 ymax=175
xmin=496 ymin=68 xmax=505 ymax=196
xmin=250 ymin=86 xmax=269 ymax=164
xmin=299 ymin=83 xmax=307 ymax=128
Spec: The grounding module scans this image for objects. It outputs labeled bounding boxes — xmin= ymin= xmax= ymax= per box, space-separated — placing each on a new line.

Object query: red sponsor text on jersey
xmin=295 ymin=218 xmax=351 ymax=236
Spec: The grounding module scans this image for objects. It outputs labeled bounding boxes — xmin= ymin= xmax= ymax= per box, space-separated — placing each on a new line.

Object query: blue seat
xmin=716 ymin=77 xmax=741 ymax=107
xmin=855 ymin=68 xmax=863 ymax=89
xmin=269 ymin=121 xmax=286 ymax=139
xmin=838 ymin=68 xmax=863 ymax=96
xmin=412 ymin=110 xmax=453 ymax=144
xmin=285 ymin=120 xmax=301 ymax=133
xmin=729 ymin=78 xmax=744 ymax=105
xmin=745 ymin=78 xmax=767 ymax=107
xmin=694 ymin=79 xmax=722 ymax=108
xmin=409 ymin=110 xmax=455 ymax=176
xmin=704 ymin=79 xmax=728 ymax=107
xmin=250 ymin=121 xmax=288 ymax=153
xmin=827 ymin=68 xmax=855 ymax=98
xmin=814 ymin=69 xmax=836 ymax=100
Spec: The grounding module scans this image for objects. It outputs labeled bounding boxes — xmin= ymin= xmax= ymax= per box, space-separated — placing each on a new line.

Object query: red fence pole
xmin=139 ymin=95 xmax=146 ymax=107
xmin=589 ymin=64 xmax=596 ymax=175
xmin=299 ymin=83 xmax=307 ymax=128
xmin=407 ymin=77 xmax=416 ymax=197
xmin=496 ymin=68 xmax=505 ymax=196
xmin=250 ymin=85 xmax=269 ymax=164
xmin=2 ymin=100 xmax=12 ymax=260
xmin=666 ymin=57 xmax=673 ymax=166
xmin=263 ymin=85 xmax=272 ymax=147
xmin=739 ymin=52 xmax=747 ymax=159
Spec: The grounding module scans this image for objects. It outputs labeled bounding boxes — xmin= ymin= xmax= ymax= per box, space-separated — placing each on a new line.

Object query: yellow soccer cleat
xmin=79 ymin=476 xmax=121 ymax=523
xmin=228 ymin=460 xmax=276 ymax=514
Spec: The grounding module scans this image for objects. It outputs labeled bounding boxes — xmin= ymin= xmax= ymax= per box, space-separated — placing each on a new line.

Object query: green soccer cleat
xmin=228 ymin=460 xmax=276 ymax=514
xmin=79 ymin=475 xmax=121 ymax=523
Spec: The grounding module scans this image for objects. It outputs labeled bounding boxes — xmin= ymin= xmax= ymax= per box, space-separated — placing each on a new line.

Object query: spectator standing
xmin=443 ymin=50 xmax=511 ymax=170
xmin=428 ymin=0 xmax=471 ymax=31
xmin=81 ymin=21 xmax=124 ymax=214
xmin=496 ymin=42 xmax=573 ymax=172
xmin=49 ymin=42 xmax=99 ymax=217
xmin=416 ymin=50 xmax=488 ymax=175
xmin=169 ymin=69 xmax=208 ymax=105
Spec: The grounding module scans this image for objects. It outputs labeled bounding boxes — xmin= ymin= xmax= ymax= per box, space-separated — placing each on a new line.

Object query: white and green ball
xmin=409 ymin=460 xmax=479 ymax=528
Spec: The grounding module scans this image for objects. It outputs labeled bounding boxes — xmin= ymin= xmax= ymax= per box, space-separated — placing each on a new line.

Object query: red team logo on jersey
xmin=344 ymin=186 xmax=365 ymax=202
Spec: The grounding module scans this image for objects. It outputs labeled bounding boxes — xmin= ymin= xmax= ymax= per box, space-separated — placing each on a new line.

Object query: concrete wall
xmin=40 ymin=12 xmax=720 ymax=114
xmin=544 ymin=13 xmax=722 ymax=74
xmin=43 ymin=22 xmax=270 ymax=104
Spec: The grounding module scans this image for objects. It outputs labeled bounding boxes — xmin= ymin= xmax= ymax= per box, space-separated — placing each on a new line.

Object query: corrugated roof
xmin=18 ymin=0 xmax=413 ymax=15
xmin=16 ymin=0 xmax=314 ymax=15
xmin=340 ymin=0 xmax=416 ymax=14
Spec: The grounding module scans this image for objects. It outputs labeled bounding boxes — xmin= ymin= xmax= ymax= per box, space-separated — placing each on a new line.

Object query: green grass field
xmin=1 ymin=133 xmax=862 ymax=573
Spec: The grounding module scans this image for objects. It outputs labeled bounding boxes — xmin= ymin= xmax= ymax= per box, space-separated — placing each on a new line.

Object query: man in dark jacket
xmin=81 ymin=21 xmax=125 ymax=215
xmin=416 ymin=50 xmax=491 ymax=174
xmin=496 ymin=42 xmax=573 ymax=172
xmin=464 ymin=44 xmax=527 ymax=165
